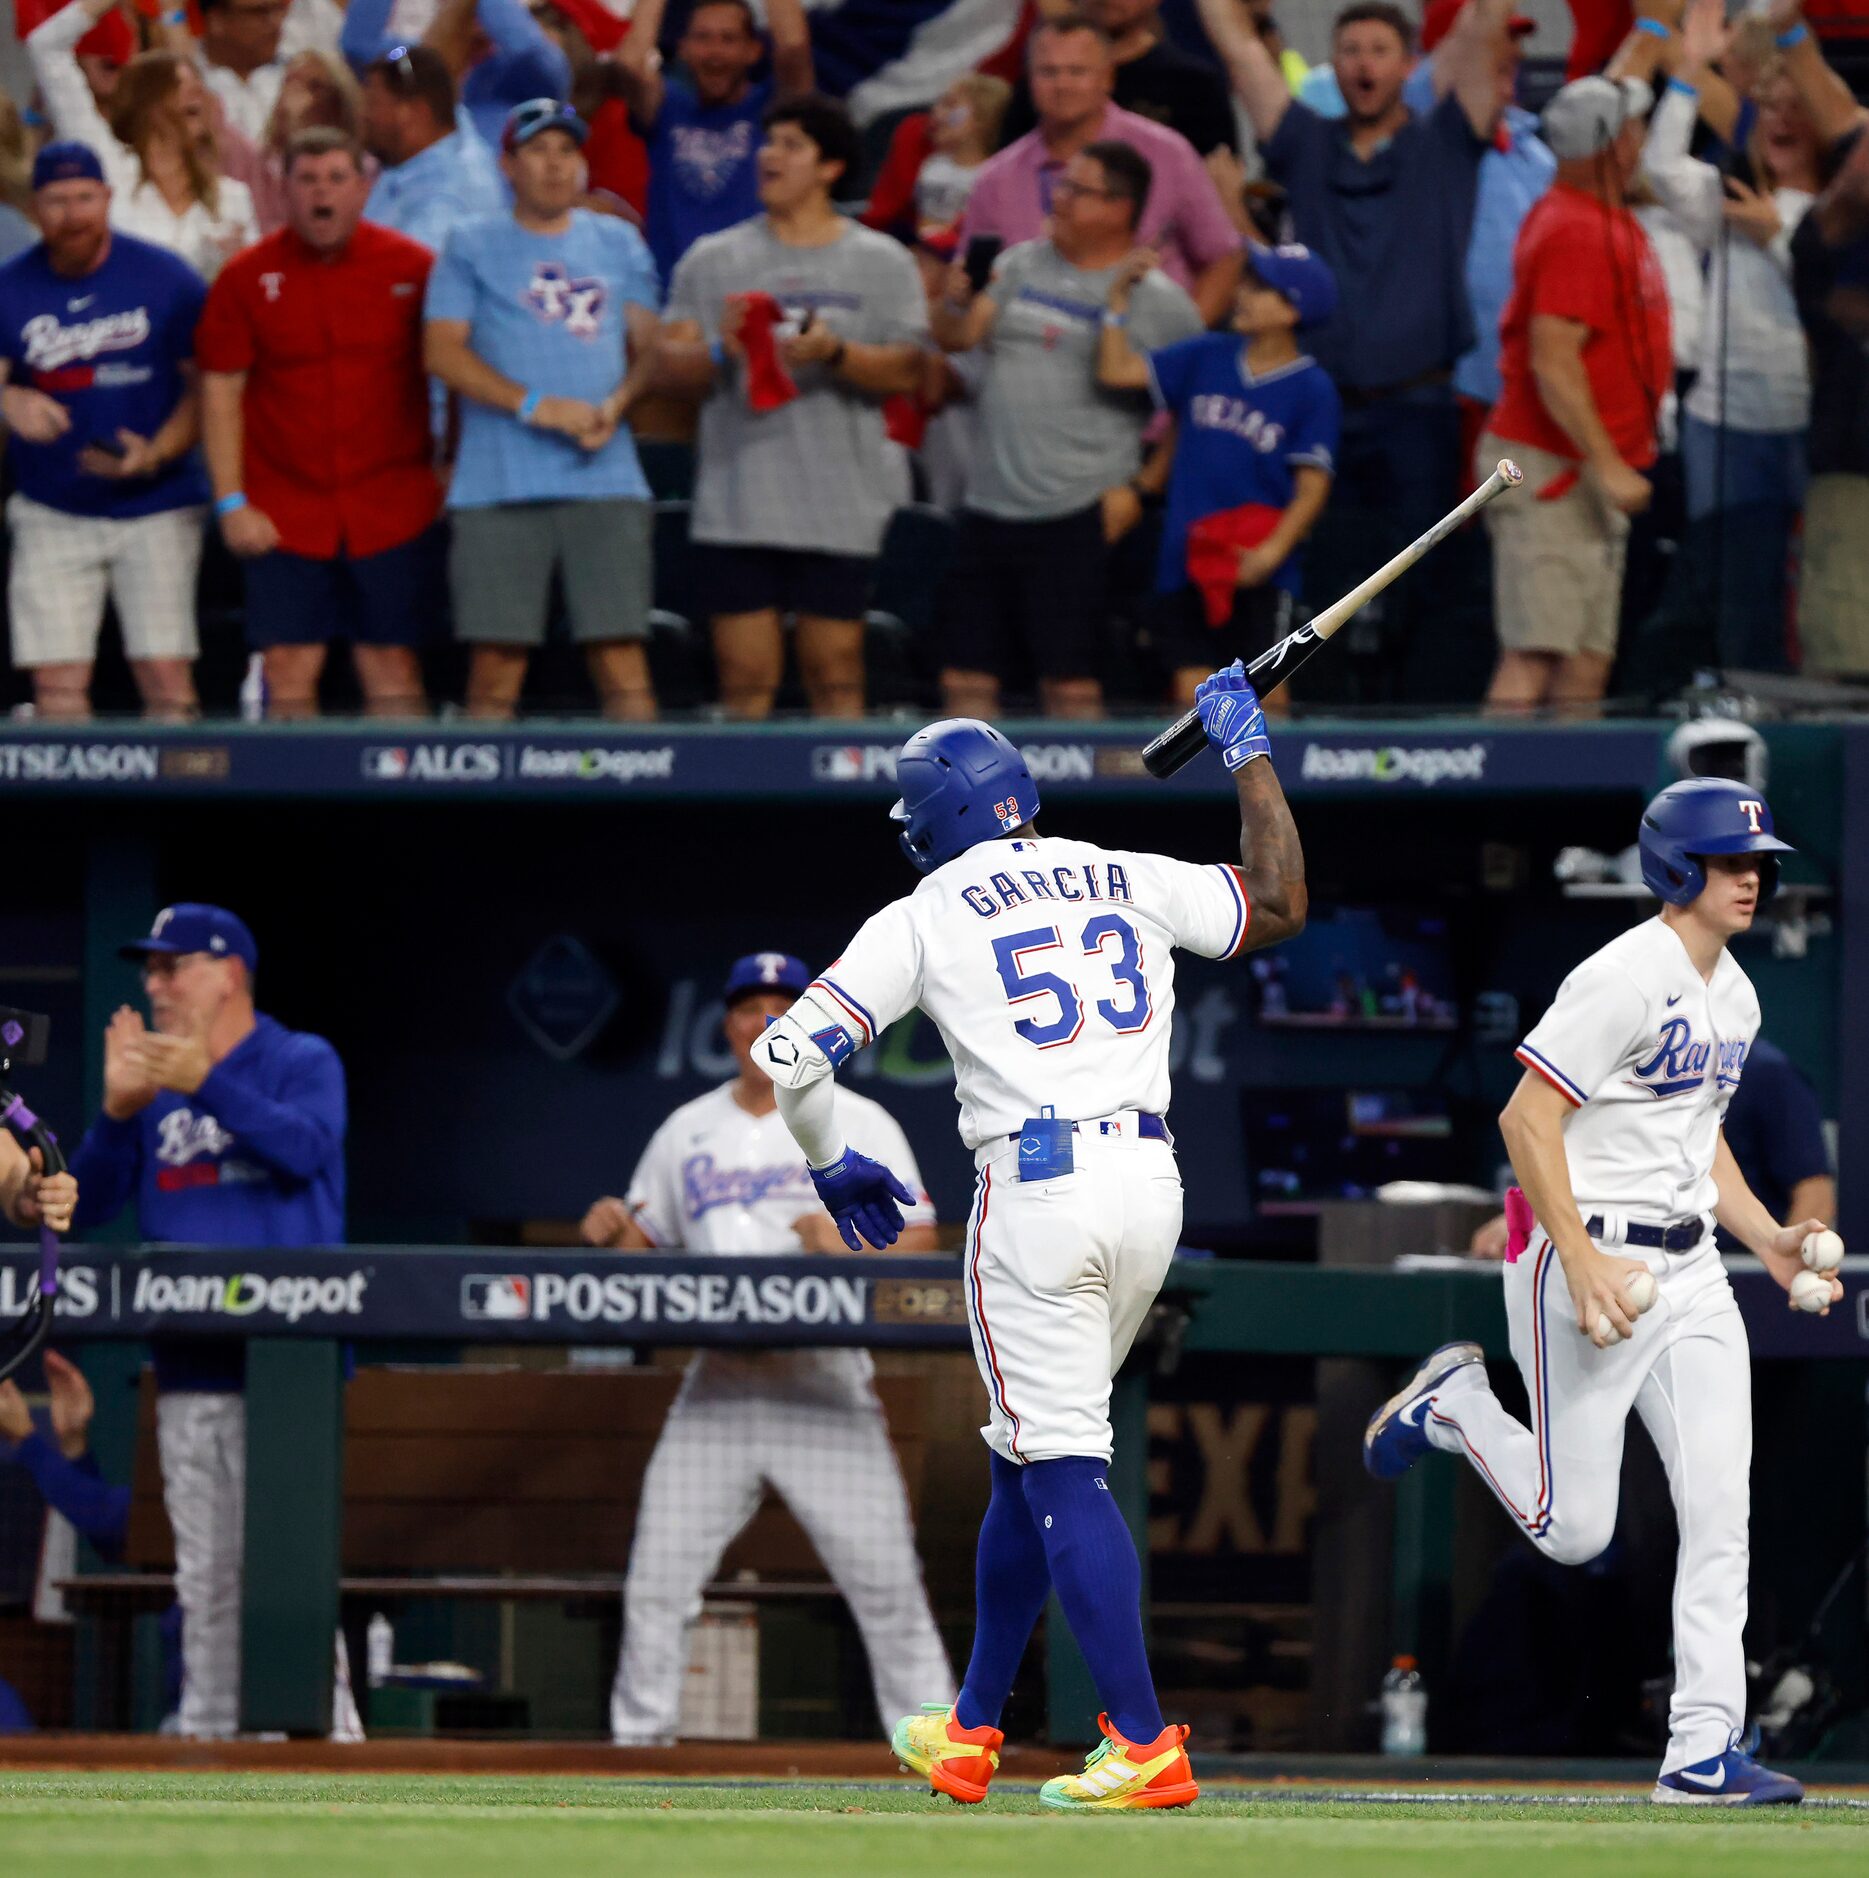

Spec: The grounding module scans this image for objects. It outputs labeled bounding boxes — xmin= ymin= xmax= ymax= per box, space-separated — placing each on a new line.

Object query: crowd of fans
xmin=3 ymin=0 xmax=1869 ymax=720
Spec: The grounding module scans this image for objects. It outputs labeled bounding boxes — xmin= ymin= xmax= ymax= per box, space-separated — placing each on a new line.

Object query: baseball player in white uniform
xmin=1366 ymin=778 xmax=1845 ymax=1806
xmin=584 ymin=950 xmax=954 ymax=1746
xmin=751 ymin=667 xmax=1307 ymax=1811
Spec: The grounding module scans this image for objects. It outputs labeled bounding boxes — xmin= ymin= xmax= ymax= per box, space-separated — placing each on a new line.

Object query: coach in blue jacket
xmin=70 ymin=903 xmax=352 ymax=1740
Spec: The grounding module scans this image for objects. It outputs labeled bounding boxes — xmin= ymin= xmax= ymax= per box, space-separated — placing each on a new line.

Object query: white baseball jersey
xmin=625 ymin=1081 xmax=936 ymax=1404
xmin=1514 ymin=916 xmax=1760 ymax=1221
xmin=792 ymin=836 xmax=1252 ymax=1149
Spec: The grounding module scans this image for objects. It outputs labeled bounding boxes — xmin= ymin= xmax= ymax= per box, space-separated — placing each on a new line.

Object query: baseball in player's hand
xmin=580 ymin=1196 xmax=633 ymax=1247
xmin=1565 ymin=1246 xmax=1639 ymax=1346
xmin=102 ymin=1006 xmax=162 ymax=1120
xmin=1759 ymin=1216 xmax=1844 ymax=1313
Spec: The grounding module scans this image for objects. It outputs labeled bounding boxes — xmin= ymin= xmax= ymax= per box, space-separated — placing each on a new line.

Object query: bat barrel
xmin=1142 ymin=709 xmax=1206 ymax=779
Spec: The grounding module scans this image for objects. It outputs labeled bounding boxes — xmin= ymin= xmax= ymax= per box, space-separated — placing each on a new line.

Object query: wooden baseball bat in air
xmin=1140 ymin=458 xmax=1524 ymax=779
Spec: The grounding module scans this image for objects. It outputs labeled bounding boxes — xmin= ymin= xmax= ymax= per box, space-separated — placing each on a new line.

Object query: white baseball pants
xmin=1424 ymin=1237 xmax=1752 ymax=1772
xmin=610 ymin=1383 xmax=953 ymax=1743
xmin=963 ymin=1122 xmax=1183 ymax=1465
xmin=156 ymin=1391 xmax=361 ymax=1741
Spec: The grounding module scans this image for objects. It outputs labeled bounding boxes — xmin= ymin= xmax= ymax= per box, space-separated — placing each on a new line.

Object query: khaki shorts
xmin=1797 ymin=473 xmax=1869 ymax=678
xmin=1481 ymin=434 xmax=1629 ymax=660
xmin=5 ymin=493 xmax=204 ymax=668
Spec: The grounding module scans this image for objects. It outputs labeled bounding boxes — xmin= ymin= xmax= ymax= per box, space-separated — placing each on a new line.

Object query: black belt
xmin=1584 ymin=1215 xmax=1703 ymax=1252
xmin=1008 ymin=1114 xmax=1168 ymax=1141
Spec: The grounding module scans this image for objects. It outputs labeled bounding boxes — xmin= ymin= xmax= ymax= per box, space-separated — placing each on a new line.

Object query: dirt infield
xmin=0 ymin=1732 xmax=1078 ymax=1781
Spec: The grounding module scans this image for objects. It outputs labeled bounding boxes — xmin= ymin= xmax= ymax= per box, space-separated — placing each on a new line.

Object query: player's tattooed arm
xmin=1232 ymin=758 xmax=1307 ymax=950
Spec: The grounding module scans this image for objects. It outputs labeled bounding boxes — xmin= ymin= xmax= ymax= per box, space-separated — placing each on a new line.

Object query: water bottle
xmin=239 ymin=652 xmax=267 ymax=723
xmin=1379 ymin=1654 xmax=1428 ymax=1755
xmin=367 ymin=1611 xmax=394 ymax=1689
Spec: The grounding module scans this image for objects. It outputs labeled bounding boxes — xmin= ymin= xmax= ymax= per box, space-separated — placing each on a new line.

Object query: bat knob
xmin=1497 ymin=458 xmax=1523 ymax=487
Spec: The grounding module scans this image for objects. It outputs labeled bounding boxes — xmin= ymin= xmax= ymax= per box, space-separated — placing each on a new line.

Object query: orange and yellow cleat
xmin=1039 ymin=1714 xmax=1198 ymax=1811
xmin=892 ymin=1703 xmax=1004 ymax=1805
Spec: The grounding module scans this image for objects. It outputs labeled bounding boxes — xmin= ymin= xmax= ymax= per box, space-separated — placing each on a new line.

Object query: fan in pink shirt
xmin=959 ymin=11 xmax=1241 ymax=324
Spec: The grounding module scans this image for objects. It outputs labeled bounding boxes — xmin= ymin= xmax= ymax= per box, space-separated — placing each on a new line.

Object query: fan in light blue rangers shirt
xmin=1099 ymin=238 xmax=1340 ymax=711
xmin=1364 ymin=779 xmax=1846 ymax=1808
xmin=425 ymin=98 xmax=663 ymax=720
xmin=581 ymin=951 xmax=952 ymax=1748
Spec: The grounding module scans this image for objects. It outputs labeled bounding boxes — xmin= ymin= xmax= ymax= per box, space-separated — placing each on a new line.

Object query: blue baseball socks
xmin=955 ymin=1451 xmax=1165 ymax=1746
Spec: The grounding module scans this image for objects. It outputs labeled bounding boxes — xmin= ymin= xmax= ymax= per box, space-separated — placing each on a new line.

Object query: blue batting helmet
xmin=890 ymin=719 xmax=1039 ymax=874
xmin=1638 ymin=778 xmax=1794 ymax=906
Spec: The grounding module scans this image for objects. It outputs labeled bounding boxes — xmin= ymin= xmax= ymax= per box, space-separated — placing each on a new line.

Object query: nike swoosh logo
xmin=1667 ymin=994 xmax=1682 ymax=1006
xmin=1397 ymin=1398 xmax=1430 ymax=1428
xmin=1677 ymin=1765 xmax=1726 ymax=1789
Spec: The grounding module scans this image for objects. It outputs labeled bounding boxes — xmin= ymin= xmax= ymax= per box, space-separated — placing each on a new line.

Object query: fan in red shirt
xmin=1480 ymin=74 xmax=1670 ymax=714
xmin=197 ymin=125 xmax=444 ymax=717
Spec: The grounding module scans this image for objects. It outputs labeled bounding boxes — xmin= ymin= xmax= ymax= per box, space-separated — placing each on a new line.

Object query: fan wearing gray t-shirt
xmin=660 ymin=94 xmax=928 ymax=719
xmin=931 ymin=139 xmax=1202 ymax=719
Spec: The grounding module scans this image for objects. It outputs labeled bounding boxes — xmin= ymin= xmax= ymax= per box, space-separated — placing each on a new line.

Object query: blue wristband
xmin=1667 ymin=78 xmax=1699 ymax=99
xmin=1634 ymin=16 xmax=1670 ymax=37
xmin=708 ymin=338 xmax=728 ymax=371
xmin=1777 ymin=21 xmax=1809 ymax=47
xmin=214 ymin=492 xmax=247 ymax=518
xmin=516 ymin=390 xmax=542 ymax=424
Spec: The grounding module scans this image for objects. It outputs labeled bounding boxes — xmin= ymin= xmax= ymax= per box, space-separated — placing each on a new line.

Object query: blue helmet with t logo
xmin=890 ymin=719 xmax=1039 ymax=875
xmin=1638 ymin=777 xmax=1794 ymax=906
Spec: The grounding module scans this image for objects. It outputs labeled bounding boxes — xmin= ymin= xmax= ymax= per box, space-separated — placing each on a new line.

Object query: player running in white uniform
xmin=584 ymin=951 xmax=954 ymax=1745
xmin=1365 ymin=779 xmax=1845 ymax=1806
xmin=752 ymin=664 xmax=1307 ymax=1811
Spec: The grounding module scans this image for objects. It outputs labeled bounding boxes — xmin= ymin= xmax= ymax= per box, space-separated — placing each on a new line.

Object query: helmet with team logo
xmin=890 ymin=719 xmax=1038 ymax=875
xmin=1638 ymin=777 xmax=1794 ymax=906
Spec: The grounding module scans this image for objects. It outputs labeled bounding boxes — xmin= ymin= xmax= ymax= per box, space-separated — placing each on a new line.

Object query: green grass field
xmin=3 ymin=1773 xmax=1867 ymax=1878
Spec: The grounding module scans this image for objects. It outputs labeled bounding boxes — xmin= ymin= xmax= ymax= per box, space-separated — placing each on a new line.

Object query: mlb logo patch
xmin=994 ymin=796 xmax=1021 ymax=831
xmin=462 ymin=1275 xmax=531 ymax=1321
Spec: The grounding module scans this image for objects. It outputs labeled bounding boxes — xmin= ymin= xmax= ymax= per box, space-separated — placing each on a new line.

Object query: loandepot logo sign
xmin=131 ymin=1268 xmax=369 ymax=1322
xmin=1300 ymin=742 xmax=1488 ymax=788
xmin=465 ymin=1268 xmax=869 ymax=1327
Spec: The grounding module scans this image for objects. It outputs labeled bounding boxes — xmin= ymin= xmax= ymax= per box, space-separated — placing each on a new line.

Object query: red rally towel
xmin=731 ymin=292 xmax=799 ymax=414
xmin=1503 ymin=1184 xmax=1536 ymax=1263
xmin=1185 ymin=503 xmax=1286 ymax=626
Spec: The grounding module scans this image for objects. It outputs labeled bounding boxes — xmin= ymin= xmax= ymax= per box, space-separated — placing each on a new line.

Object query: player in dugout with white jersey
xmin=752 ymin=662 xmax=1306 ymax=1810
xmin=1365 ymin=778 xmax=1846 ymax=1806
xmin=583 ymin=950 xmax=954 ymax=1746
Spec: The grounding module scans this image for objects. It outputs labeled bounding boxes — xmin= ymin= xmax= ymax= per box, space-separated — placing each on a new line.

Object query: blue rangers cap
xmin=723 ymin=951 xmax=811 ymax=1005
xmin=1245 ymin=241 xmax=1339 ymax=330
xmin=32 ymin=141 xmax=106 ymax=190
xmin=118 ymin=903 xmax=258 ymax=972
xmin=503 ymin=97 xmax=589 ymax=153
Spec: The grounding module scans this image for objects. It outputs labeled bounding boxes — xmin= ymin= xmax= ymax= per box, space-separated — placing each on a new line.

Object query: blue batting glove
xmin=808 ymin=1147 xmax=918 ymax=1251
xmin=1195 ymin=659 xmax=1270 ymax=771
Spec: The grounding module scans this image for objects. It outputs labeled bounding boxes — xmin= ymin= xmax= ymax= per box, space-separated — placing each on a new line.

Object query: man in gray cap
xmin=1480 ymin=74 xmax=1671 ymax=713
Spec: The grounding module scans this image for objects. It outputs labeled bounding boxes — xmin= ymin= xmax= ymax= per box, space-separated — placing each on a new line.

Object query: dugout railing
xmin=3 ymin=1244 xmax=1862 ymax=1746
